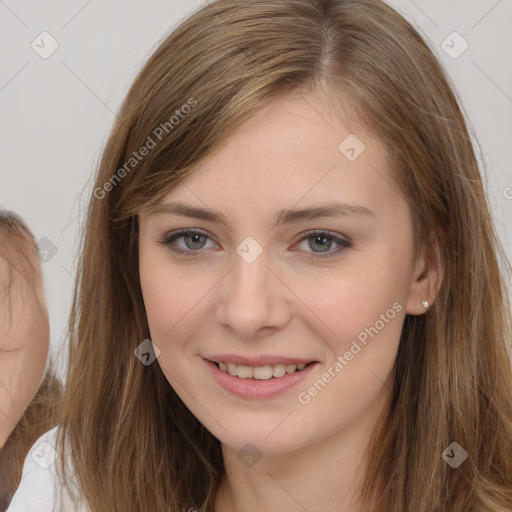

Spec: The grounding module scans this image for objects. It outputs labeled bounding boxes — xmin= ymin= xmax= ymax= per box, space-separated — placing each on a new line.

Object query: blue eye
xmin=160 ymin=229 xmax=352 ymax=258
xmin=293 ymin=230 xmax=352 ymax=258
xmin=160 ymin=229 xmax=216 ymax=255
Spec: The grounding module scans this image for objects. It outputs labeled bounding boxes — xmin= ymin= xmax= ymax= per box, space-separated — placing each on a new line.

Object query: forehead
xmin=159 ymin=93 xmax=400 ymax=217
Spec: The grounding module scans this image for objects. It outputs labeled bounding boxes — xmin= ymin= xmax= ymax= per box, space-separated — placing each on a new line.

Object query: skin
xmin=138 ymin=90 xmax=443 ymax=512
xmin=0 ymin=258 xmax=49 ymax=449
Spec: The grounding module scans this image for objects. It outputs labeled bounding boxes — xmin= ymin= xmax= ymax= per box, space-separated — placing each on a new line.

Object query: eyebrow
xmin=147 ymin=201 xmax=374 ymax=227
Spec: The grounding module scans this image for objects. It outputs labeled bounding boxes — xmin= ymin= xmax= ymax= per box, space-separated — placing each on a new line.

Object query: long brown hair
xmin=59 ymin=0 xmax=512 ymax=510
xmin=0 ymin=212 xmax=62 ymax=510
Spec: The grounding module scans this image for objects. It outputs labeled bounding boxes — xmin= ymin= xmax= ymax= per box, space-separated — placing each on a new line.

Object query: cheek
xmin=0 ymin=324 xmax=48 ymax=446
xmin=0 ymin=385 xmax=16 ymax=447
xmin=141 ymin=271 xmax=182 ymax=342
xmin=139 ymin=257 xmax=213 ymax=353
xmin=290 ymin=259 xmax=405 ymax=356
xmin=23 ymin=310 xmax=50 ymax=397
xmin=291 ymin=270 xmax=404 ymax=443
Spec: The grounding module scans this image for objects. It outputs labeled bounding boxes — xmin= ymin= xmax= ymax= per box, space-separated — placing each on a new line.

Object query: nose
xmin=215 ymin=248 xmax=292 ymax=340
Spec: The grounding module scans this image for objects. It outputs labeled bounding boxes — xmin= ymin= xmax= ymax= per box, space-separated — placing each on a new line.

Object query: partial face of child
xmin=0 ymin=255 xmax=49 ymax=448
xmin=138 ymin=91 xmax=434 ymax=456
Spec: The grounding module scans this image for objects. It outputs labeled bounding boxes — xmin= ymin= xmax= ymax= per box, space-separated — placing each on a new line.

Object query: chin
xmin=205 ymin=414 xmax=310 ymax=457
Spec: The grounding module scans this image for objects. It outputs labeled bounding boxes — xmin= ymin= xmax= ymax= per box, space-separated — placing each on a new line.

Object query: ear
xmin=405 ymin=231 xmax=444 ymax=315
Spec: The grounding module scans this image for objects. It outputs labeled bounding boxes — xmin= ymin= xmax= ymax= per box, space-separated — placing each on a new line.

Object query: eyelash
xmin=159 ymin=228 xmax=353 ymax=259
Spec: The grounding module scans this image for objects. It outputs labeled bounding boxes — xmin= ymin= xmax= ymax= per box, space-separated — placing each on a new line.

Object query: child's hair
xmin=58 ymin=0 xmax=512 ymax=510
xmin=0 ymin=212 xmax=62 ymax=510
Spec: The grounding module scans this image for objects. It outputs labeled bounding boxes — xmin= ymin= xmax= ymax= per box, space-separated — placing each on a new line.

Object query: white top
xmin=7 ymin=427 xmax=87 ymax=512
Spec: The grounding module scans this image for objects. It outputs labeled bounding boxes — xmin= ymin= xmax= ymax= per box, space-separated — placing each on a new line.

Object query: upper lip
xmin=205 ymin=354 xmax=317 ymax=366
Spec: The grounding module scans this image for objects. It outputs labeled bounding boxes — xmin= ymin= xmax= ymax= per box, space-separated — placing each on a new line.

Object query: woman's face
xmin=138 ymin=92 xmax=432 ymax=456
xmin=0 ymin=259 xmax=49 ymax=448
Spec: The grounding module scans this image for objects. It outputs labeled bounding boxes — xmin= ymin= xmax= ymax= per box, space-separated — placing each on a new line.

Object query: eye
xmin=292 ymin=230 xmax=352 ymax=258
xmin=160 ymin=229 xmax=218 ymax=255
xmin=160 ymin=228 xmax=352 ymax=259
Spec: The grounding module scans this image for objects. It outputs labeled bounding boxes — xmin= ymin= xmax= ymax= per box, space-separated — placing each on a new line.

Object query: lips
xmin=204 ymin=358 xmax=320 ymax=399
xmin=205 ymin=354 xmax=316 ymax=367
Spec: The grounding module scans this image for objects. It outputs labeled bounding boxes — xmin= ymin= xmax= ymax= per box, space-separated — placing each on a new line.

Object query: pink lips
xmin=204 ymin=358 xmax=319 ymax=399
xmin=206 ymin=354 xmax=315 ymax=367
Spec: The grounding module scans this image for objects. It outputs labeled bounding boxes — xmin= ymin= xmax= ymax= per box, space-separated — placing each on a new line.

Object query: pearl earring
xmin=422 ymin=300 xmax=429 ymax=309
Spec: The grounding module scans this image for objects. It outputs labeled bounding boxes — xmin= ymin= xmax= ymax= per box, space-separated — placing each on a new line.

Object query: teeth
xmin=216 ymin=361 xmax=309 ymax=380
xmin=237 ymin=365 xmax=254 ymax=379
xmin=285 ymin=364 xmax=297 ymax=374
xmin=272 ymin=365 xmax=286 ymax=378
xmin=254 ymin=365 xmax=273 ymax=379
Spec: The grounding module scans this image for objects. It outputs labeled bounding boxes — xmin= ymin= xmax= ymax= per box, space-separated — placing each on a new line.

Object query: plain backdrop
xmin=1 ymin=0 xmax=511 ymax=377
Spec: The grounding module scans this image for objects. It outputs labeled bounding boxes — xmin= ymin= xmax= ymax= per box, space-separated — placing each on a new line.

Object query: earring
xmin=422 ymin=300 xmax=429 ymax=309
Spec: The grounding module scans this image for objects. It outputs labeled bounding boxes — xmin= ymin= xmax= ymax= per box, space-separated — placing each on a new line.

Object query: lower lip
xmin=204 ymin=359 xmax=319 ymax=399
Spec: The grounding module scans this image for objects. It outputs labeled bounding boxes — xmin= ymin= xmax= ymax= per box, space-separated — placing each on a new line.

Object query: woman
xmin=0 ymin=212 xmax=62 ymax=510
xmin=9 ymin=0 xmax=512 ymax=510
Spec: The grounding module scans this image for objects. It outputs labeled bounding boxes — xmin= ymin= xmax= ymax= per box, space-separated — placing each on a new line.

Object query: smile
xmin=215 ymin=361 xmax=309 ymax=380
xmin=204 ymin=359 xmax=319 ymax=399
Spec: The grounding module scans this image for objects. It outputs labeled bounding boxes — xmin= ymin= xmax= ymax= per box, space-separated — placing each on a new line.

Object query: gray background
xmin=1 ymin=0 xmax=511 ymax=374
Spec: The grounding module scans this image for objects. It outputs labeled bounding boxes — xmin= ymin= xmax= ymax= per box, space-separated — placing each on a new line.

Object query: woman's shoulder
xmin=6 ymin=426 xmax=85 ymax=512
